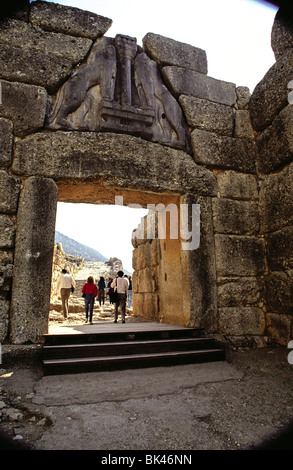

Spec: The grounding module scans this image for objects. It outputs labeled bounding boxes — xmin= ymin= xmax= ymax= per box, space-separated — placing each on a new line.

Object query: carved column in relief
xmin=115 ymin=35 xmax=137 ymax=106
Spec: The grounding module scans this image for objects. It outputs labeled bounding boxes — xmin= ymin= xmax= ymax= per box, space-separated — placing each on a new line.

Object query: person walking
xmin=56 ymin=268 xmax=76 ymax=318
xmin=82 ymin=276 xmax=98 ymax=324
xmin=111 ymin=271 xmax=129 ymax=323
xmin=126 ymin=275 xmax=133 ymax=309
xmin=98 ymin=276 xmax=106 ymax=306
xmin=107 ymin=278 xmax=114 ymax=303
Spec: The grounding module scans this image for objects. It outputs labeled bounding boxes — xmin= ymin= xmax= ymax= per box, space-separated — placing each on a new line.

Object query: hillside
xmin=55 ymin=231 xmax=108 ymax=262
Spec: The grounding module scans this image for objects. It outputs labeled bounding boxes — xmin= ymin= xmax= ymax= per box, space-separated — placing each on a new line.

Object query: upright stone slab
xmin=10 ymin=177 xmax=58 ymax=344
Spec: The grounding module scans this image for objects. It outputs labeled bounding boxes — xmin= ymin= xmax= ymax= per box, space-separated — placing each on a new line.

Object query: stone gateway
xmin=0 ymin=1 xmax=292 ymax=348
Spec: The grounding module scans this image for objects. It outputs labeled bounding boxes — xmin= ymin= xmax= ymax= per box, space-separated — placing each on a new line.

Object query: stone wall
xmin=0 ymin=1 xmax=291 ymax=347
xmin=249 ymin=6 xmax=293 ymax=346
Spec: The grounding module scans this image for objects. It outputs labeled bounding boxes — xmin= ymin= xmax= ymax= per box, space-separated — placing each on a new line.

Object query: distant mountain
xmin=55 ymin=231 xmax=108 ymax=262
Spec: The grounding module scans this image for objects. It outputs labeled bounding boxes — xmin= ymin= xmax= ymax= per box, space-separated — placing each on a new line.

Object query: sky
xmin=54 ymin=0 xmax=279 ymax=273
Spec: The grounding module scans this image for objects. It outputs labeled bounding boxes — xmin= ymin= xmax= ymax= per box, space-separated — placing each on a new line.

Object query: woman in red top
xmin=82 ymin=276 xmax=98 ymax=324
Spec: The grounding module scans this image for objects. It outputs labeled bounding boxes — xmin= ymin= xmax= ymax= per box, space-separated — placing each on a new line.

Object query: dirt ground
xmin=1 ymin=315 xmax=293 ymax=458
xmin=1 ymin=345 xmax=293 ymax=454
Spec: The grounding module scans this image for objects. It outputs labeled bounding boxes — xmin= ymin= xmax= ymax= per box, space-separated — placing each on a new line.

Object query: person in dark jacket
xmin=82 ymin=276 xmax=98 ymax=324
xmin=98 ymin=276 xmax=106 ymax=306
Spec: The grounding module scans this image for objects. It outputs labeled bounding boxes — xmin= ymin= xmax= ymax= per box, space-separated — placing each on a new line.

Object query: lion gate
xmin=0 ymin=1 xmax=292 ymax=348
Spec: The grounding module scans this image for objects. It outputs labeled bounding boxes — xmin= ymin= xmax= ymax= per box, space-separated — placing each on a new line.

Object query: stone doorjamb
xmin=9 ymin=131 xmax=217 ymax=344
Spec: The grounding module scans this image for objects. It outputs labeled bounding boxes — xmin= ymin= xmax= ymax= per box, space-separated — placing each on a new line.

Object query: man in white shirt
xmin=56 ymin=269 xmax=76 ymax=318
xmin=111 ymin=270 xmax=129 ymax=323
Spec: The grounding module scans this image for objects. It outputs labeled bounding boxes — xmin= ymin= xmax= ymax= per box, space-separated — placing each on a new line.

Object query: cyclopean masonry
xmin=0 ymin=1 xmax=292 ymax=349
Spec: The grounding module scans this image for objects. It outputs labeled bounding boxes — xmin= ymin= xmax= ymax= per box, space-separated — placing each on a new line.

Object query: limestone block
xmin=0 ymin=118 xmax=13 ymax=168
xmin=256 ymin=105 xmax=293 ymax=174
xmin=179 ymin=95 xmax=234 ymax=136
xmin=162 ymin=66 xmax=236 ymax=106
xmin=191 ymin=129 xmax=257 ymax=173
xmin=0 ymin=250 xmax=13 ymax=298
xmin=13 ymin=131 xmax=217 ymax=197
xmin=266 ymin=312 xmax=292 ymax=346
xmin=216 ymin=170 xmax=258 ymax=200
xmin=218 ymin=278 xmax=264 ymax=307
xmin=0 ymin=299 xmax=9 ymax=342
xmin=132 ymin=244 xmax=146 ymax=272
xmin=0 ymin=171 xmax=20 ymax=213
xmin=142 ymin=33 xmax=207 ymax=73
xmin=143 ymin=293 xmax=160 ymax=320
xmin=265 ymin=271 xmax=293 ymax=314
xmin=219 ymin=307 xmax=265 ymax=335
xmin=184 ymin=195 xmax=218 ymax=331
xmin=0 ymin=18 xmax=93 ymax=65
xmin=131 ymin=270 xmax=139 ymax=293
xmin=212 ymin=199 xmax=259 ymax=235
xmin=236 ymin=86 xmax=251 ymax=110
xmin=0 ymin=44 xmax=72 ymax=91
xmin=234 ymin=110 xmax=254 ymax=139
xmin=215 ymin=234 xmax=266 ymax=277
xmin=132 ymin=292 xmax=143 ymax=316
xmin=10 ymin=176 xmax=58 ymax=344
xmin=0 ymin=80 xmax=47 ymax=136
xmin=259 ymin=162 xmax=293 ymax=233
xmin=266 ymin=225 xmax=293 ymax=271
xmin=0 ymin=215 xmax=15 ymax=248
xmin=137 ymin=266 xmax=158 ymax=293
xmin=249 ymin=49 xmax=293 ymax=131
xmin=30 ymin=1 xmax=112 ymax=39
xmin=271 ymin=7 xmax=293 ymax=60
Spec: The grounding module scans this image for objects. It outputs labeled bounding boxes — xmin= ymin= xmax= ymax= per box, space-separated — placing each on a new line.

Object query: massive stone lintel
xmin=46 ymin=34 xmax=191 ymax=153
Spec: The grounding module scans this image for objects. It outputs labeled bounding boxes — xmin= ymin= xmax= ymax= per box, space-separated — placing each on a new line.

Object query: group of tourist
xmin=56 ymin=269 xmax=133 ymax=324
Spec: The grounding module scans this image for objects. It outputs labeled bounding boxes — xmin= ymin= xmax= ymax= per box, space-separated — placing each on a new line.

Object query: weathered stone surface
xmin=10 ymin=176 xmax=58 ymax=344
xmin=234 ymin=110 xmax=254 ymax=139
xmin=218 ymin=278 xmax=264 ymax=307
xmin=142 ymin=33 xmax=207 ymax=73
xmin=215 ymin=235 xmax=266 ymax=277
xmin=179 ymin=95 xmax=234 ymax=136
xmin=0 ymin=299 xmax=9 ymax=342
xmin=0 ymin=18 xmax=93 ymax=64
xmin=216 ymin=170 xmax=258 ymax=200
xmin=30 ymin=0 xmax=112 ymax=39
xmin=256 ymin=105 xmax=293 ymax=174
xmin=249 ymin=49 xmax=293 ymax=131
xmin=191 ymin=129 xmax=257 ymax=173
xmin=0 ymin=215 xmax=15 ymax=248
xmin=265 ymin=271 xmax=293 ymax=315
xmin=132 ymin=240 xmax=160 ymax=271
xmin=0 ymin=43 xmax=72 ymax=91
xmin=0 ymin=118 xmax=13 ymax=168
xmin=0 ymin=250 xmax=13 ymax=299
xmin=271 ymin=7 xmax=293 ymax=60
xmin=162 ymin=66 xmax=236 ymax=106
xmin=0 ymin=80 xmax=47 ymax=136
xmin=212 ymin=199 xmax=259 ymax=235
xmin=0 ymin=171 xmax=20 ymax=214
xmin=266 ymin=312 xmax=292 ymax=346
xmin=219 ymin=307 xmax=265 ymax=335
xmin=259 ymin=162 xmax=293 ymax=233
xmin=184 ymin=195 xmax=218 ymax=332
xmin=236 ymin=86 xmax=251 ymax=110
xmin=266 ymin=225 xmax=293 ymax=271
xmin=13 ymin=132 xmax=217 ymax=197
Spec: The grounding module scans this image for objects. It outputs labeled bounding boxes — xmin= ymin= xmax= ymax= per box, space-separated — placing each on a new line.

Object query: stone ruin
xmin=0 ymin=1 xmax=292 ymax=348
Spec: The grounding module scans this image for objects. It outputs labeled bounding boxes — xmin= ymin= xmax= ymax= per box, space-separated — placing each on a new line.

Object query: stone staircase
xmin=42 ymin=327 xmax=226 ymax=376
